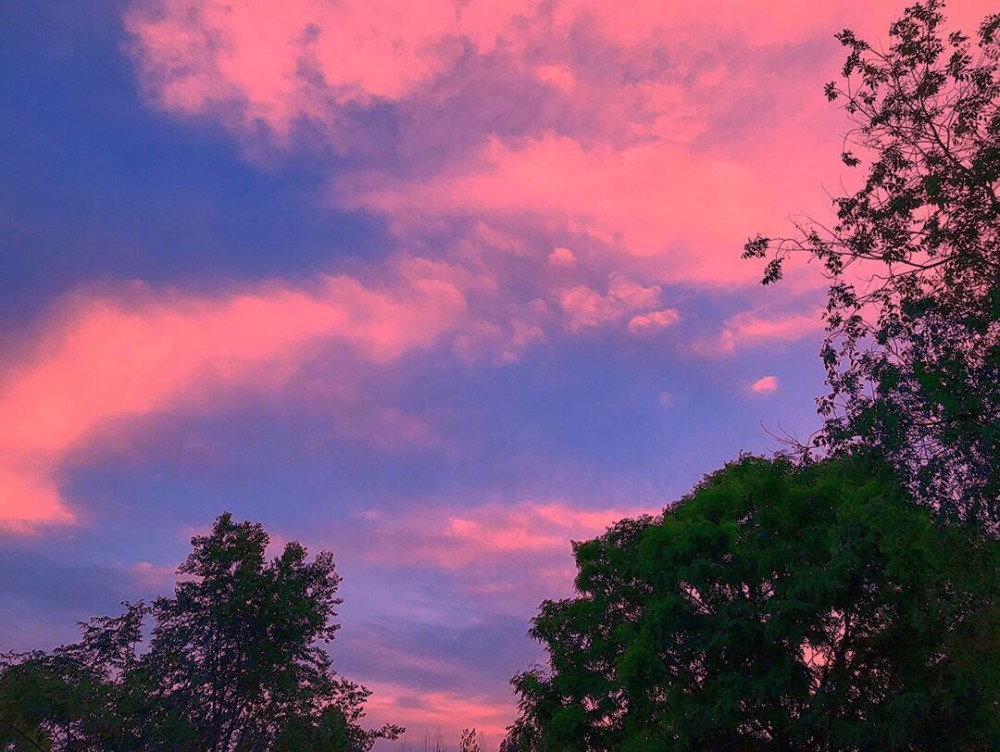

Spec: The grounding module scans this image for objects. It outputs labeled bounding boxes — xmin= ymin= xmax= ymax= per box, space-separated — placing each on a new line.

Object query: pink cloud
xmin=699 ymin=309 xmax=824 ymax=356
xmin=0 ymin=465 xmax=69 ymax=530
xmin=334 ymin=498 xmax=659 ymax=746
xmin=0 ymin=268 xmax=466 ymax=529
xmin=362 ymin=500 xmax=650 ymax=571
xmin=363 ymin=680 xmax=514 ymax=746
xmin=125 ymin=0 xmax=827 ymax=294
xmin=125 ymin=0 xmax=999 ymax=299
xmin=628 ymin=308 xmax=680 ymax=337
xmin=548 ymin=246 xmax=577 ymax=267
xmin=750 ymin=375 xmax=779 ymax=394
xmin=340 ymin=135 xmax=777 ymax=286
xmin=452 ymin=313 xmax=549 ymax=365
xmin=125 ymin=0 xmax=540 ymax=140
xmin=129 ymin=0 xmax=992 ymax=138
xmin=129 ymin=560 xmax=178 ymax=589
xmin=559 ymin=275 xmax=667 ymax=332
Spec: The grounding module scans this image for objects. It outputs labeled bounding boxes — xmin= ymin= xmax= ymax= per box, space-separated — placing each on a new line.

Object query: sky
xmin=1 ymin=0 xmax=994 ymax=747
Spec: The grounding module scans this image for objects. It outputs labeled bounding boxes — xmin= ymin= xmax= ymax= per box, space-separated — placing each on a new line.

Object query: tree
xmin=0 ymin=604 xmax=148 ymax=751
xmin=506 ymin=456 xmax=999 ymax=751
xmin=743 ymin=0 xmax=1000 ymax=529
xmin=459 ymin=727 xmax=485 ymax=752
xmin=0 ymin=513 xmax=402 ymax=751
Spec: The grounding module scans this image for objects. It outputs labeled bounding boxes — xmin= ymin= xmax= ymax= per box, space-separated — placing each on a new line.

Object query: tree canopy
xmin=0 ymin=513 xmax=402 ymax=752
xmin=505 ymin=455 xmax=998 ymax=751
xmin=744 ymin=0 xmax=1000 ymax=529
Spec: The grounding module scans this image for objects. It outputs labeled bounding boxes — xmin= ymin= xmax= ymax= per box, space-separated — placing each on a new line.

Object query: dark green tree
xmin=743 ymin=0 xmax=1000 ymax=529
xmin=0 ymin=603 xmax=147 ymax=750
xmin=506 ymin=456 xmax=998 ymax=751
xmin=0 ymin=513 xmax=402 ymax=751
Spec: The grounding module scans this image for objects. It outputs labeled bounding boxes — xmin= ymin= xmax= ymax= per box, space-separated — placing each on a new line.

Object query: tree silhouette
xmin=505 ymin=456 xmax=998 ymax=751
xmin=0 ymin=513 xmax=402 ymax=751
xmin=459 ymin=727 xmax=485 ymax=752
xmin=744 ymin=0 xmax=1000 ymax=529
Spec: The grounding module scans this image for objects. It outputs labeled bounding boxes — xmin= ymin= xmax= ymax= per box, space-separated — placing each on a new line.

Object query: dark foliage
xmin=506 ymin=456 xmax=998 ymax=751
xmin=0 ymin=513 xmax=402 ymax=751
xmin=744 ymin=0 xmax=1000 ymax=529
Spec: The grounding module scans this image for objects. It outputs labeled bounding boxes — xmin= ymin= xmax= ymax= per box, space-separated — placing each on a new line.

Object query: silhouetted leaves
xmin=0 ymin=513 xmax=402 ymax=751
xmin=507 ymin=456 xmax=998 ymax=751
xmin=744 ymin=0 xmax=1000 ymax=529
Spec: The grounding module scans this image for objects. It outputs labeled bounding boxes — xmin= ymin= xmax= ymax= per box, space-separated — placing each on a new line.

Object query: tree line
xmin=2 ymin=1 xmax=997 ymax=750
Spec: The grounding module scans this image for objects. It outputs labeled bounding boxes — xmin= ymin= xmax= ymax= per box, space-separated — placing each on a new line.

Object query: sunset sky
xmin=2 ymin=0 xmax=994 ymax=746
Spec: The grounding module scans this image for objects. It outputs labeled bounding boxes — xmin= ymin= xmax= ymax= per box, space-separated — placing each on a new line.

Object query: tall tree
xmin=505 ymin=456 xmax=998 ymax=752
xmin=0 ymin=513 xmax=402 ymax=752
xmin=744 ymin=0 xmax=1000 ymax=529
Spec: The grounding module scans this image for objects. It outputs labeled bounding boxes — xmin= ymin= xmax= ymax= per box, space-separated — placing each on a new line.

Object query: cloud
xmin=0 ymin=267 xmax=467 ymax=529
xmin=363 ymin=680 xmax=515 ymax=744
xmin=700 ymin=309 xmax=823 ymax=355
xmin=750 ymin=375 xmax=779 ymax=394
xmin=125 ymin=0 xmax=1000 ymax=302
xmin=338 ymin=135 xmax=776 ymax=285
xmin=559 ymin=275 xmax=669 ymax=332
xmin=628 ymin=308 xmax=681 ymax=337
xmin=361 ymin=500 xmax=646 ymax=572
xmin=548 ymin=247 xmax=577 ymax=267
xmin=129 ymin=560 xmax=178 ymax=589
xmin=129 ymin=0 xmax=972 ymax=140
xmin=123 ymin=0 xmax=857 ymax=294
xmin=125 ymin=0 xmax=539 ymax=117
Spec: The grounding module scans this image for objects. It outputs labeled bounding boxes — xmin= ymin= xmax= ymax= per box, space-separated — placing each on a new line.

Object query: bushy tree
xmin=506 ymin=456 xmax=998 ymax=751
xmin=744 ymin=0 xmax=1000 ymax=529
xmin=0 ymin=513 xmax=402 ymax=751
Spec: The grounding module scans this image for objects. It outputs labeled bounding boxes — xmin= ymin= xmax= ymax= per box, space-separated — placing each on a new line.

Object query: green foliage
xmin=507 ymin=456 xmax=998 ymax=751
xmin=0 ymin=513 xmax=402 ymax=751
xmin=744 ymin=0 xmax=1000 ymax=529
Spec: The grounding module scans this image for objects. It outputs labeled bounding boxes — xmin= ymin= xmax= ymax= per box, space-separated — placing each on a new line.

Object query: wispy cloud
xmin=0 ymin=268 xmax=466 ymax=529
xmin=360 ymin=500 xmax=649 ymax=571
xmin=698 ymin=309 xmax=824 ymax=356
